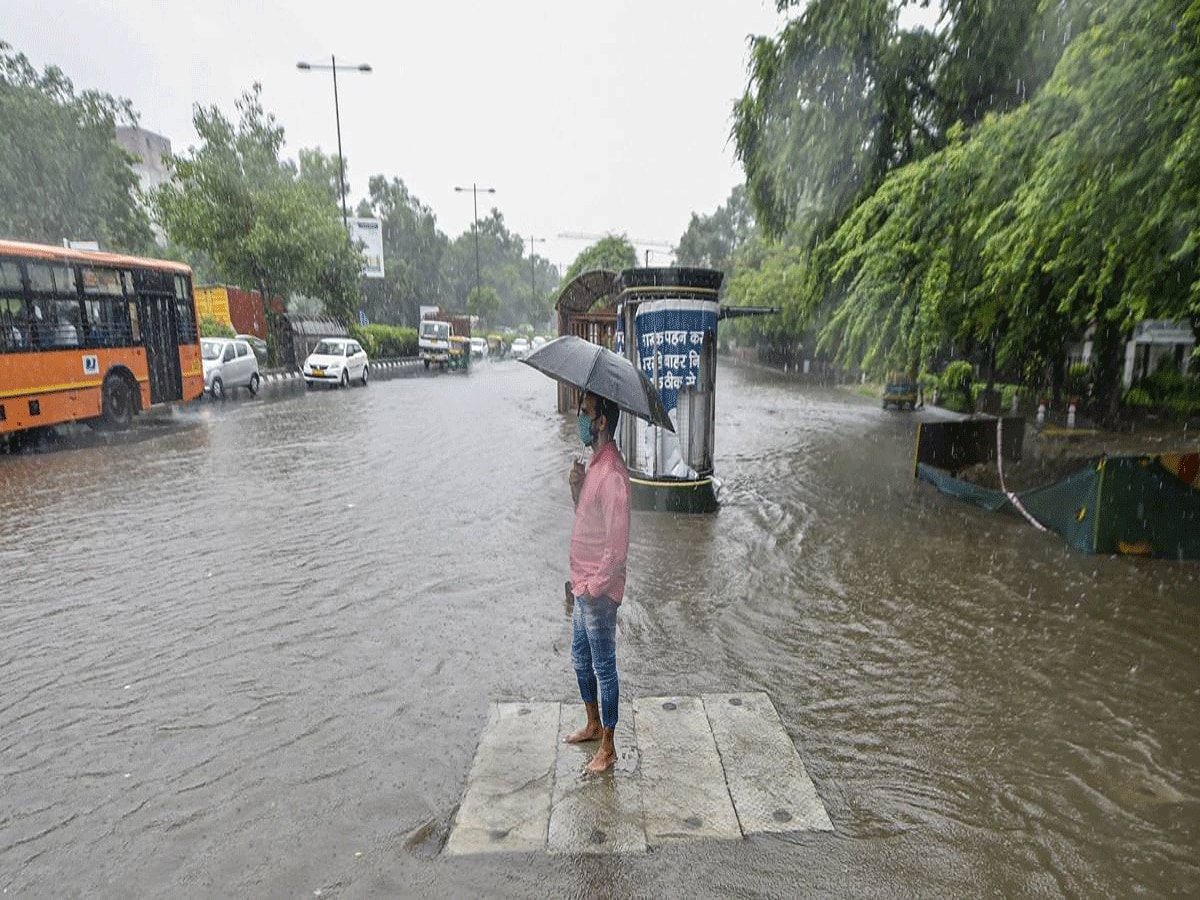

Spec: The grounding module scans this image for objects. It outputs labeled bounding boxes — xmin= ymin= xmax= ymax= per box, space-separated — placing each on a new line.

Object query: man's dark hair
xmin=597 ymin=395 xmax=620 ymax=435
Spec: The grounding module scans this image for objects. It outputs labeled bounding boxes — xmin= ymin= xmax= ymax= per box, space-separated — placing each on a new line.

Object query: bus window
xmin=81 ymin=267 xmax=124 ymax=296
xmin=0 ymin=260 xmax=23 ymax=291
xmin=0 ymin=295 xmax=26 ymax=351
xmin=174 ymin=274 xmax=196 ymax=343
xmin=83 ymin=296 xmax=132 ymax=347
xmin=27 ymin=263 xmax=74 ymax=295
xmin=127 ymin=301 xmax=141 ymax=343
xmin=52 ymin=299 xmax=81 ymax=347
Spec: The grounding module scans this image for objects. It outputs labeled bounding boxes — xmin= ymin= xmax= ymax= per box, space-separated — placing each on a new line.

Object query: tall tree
xmin=153 ymin=85 xmax=363 ymax=321
xmin=442 ymin=209 xmax=557 ymax=327
xmin=732 ymin=0 xmax=940 ymax=241
xmin=356 ymin=175 xmax=448 ymax=326
xmin=297 ymin=147 xmax=349 ymax=211
xmin=0 ymin=41 xmax=153 ymax=251
xmin=560 ymin=236 xmax=637 ymax=285
xmin=676 ymin=184 xmax=755 ymax=274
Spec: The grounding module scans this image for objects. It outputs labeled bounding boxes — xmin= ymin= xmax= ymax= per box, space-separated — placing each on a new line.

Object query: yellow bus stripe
xmin=0 ymin=379 xmax=106 ymax=399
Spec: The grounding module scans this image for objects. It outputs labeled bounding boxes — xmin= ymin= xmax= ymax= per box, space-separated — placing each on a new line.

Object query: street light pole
xmin=454 ymin=183 xmax=496 ymax=308
xmin=527 ymin=235 xmax=546 ymax=319
xmin=297 ymin=55 xmax=373 ymax=227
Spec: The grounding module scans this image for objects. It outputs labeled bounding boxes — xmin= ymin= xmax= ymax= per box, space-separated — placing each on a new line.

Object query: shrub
xmin=199 ymin=316 xmax=235 ymax=338
xmin=1122 ymin=386 xmax=1153 ymax=407
xmin=937 ymin=360 xmax=975 ymax=412
xmin=351 ymin=323 xmax=418 ymax=358
xmin=1065 ymin=362 xmax=1091 ymax=399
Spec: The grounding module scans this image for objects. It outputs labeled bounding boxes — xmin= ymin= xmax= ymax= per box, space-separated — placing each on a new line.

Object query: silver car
xmin=201 ymin=338 xmax=261 ymax=400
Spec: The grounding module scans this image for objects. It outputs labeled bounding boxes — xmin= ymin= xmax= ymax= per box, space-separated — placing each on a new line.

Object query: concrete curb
xmin=257 ymin=359 xmax=427 ymax=396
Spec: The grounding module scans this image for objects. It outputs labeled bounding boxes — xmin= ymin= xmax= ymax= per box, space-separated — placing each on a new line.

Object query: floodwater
xmin=2 ymin=360 xmax=1197 ymax=897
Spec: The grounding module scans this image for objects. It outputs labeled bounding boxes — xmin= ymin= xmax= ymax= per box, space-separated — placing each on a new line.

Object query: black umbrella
xmin=521 ymin=335 xmax=675 ymax=433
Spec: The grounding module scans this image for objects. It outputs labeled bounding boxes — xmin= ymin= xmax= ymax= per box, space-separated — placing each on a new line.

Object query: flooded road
xmin=2 ymin=360 xmax=1197 ymax=897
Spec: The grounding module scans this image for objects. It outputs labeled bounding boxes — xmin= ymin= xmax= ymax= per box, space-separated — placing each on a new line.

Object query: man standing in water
xmin=563 ymin=391 xmax=631 ymax=773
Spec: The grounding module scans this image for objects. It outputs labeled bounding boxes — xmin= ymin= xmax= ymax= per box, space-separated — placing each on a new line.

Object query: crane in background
xmin=558 ymin=232 xmax=676 ymax=266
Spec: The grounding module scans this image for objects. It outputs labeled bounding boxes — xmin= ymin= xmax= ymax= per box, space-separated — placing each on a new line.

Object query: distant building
xmin=1067 ymin=318 xmax=1196 ymax=387
xmin=115 ymin=126 xmax=172 ymax=194
xmin=1124 ymin=320 xmax=1196 ymax=385
xmin=116 ymin=126 xmax=172 ymax=245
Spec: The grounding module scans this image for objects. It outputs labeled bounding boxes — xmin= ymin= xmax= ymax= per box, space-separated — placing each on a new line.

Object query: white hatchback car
xmin=302 ymin=338 xmax=369 ymax=388
xmin=201 ymin=337 xmax=261 ymax=400
xmin=510 ymin=337 xmax=530 ymax=359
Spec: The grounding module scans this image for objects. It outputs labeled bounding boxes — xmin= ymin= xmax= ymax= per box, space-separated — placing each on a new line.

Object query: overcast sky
xmin=2 ymin=0 xmax=802 ymax=270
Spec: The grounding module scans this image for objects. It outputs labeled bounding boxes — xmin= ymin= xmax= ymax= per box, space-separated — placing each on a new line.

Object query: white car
xmin=302 ymin=338 xmax=369 ymax=389
xmin=510 ymin=337 xmax=530 ymax=359
xmin=531 ymin=335 xmax=547 ymax=351
xmin=201 ymin=337 xmax=261 ymax=400
xmin=469 ymin=336 xmax=487 ymax=359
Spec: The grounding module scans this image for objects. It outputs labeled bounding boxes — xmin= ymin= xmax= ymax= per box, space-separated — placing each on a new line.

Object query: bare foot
xmin=563 ymin=724 xmax=601 ymax=744
xmin=585 ymin=746 xmax=617 ymax=773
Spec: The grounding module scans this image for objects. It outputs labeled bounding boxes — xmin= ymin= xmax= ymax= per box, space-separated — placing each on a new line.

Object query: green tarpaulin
xmin=917 ymin=455 xmax=1200 ymax=560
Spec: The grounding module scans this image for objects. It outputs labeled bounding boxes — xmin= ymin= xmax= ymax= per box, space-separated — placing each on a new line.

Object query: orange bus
xmin=0 ymin=239 xmax=204 ymax=437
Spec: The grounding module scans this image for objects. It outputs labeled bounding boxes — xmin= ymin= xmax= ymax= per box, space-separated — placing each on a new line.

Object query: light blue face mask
xmin=577 ymin=412 xmax=595 ymax=446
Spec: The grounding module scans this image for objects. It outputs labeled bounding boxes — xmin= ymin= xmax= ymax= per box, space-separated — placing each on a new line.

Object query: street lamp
xmin=527 ymin=235 xmax=546 ymax=320
xmin=296 ymin=55 xmax=373 ymax=227
xmin=454 ymin=183 xmax=497 ymax=309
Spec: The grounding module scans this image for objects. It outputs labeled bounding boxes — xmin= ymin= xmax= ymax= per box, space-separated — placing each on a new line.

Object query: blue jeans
xmin=571 ymin=594 xmax=619 ymax=728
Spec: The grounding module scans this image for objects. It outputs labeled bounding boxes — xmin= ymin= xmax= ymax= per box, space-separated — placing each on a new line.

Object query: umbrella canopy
xmin=521 ymin=335 xmax=675 ymax=432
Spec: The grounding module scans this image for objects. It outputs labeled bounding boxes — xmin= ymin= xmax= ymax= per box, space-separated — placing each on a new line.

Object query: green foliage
xmin=676 ymin=185 xmax=755 ymax=274
xmin=561 ymin=236 xmax=638 ymax=286
xmin=348 ymin=322 xmax=418 ymax=358
xmin=941 ymin=360 xmax=975 ymax=395
xmin=356 ymin=175 xmax=449 ymax=326
xmin=438 ymin=209 xmax=560 ymax=328
xmin=0 ymin=41 xmax=153 ymax=252
xmin=934 ymin=360 xmax=975 ymax=412
xmin=198 ymin=316 xmax=235 ymax=338
xmin=1122 ymin=386 xmax=1153 ymax=407
xmin=152 ymin=84 xmax=363 ymax=322
xmin=733 ymin=0 xmax=946 ymax=241
xmin=1065 ymin=362 xmax=1091 ymax=399
xmin=467 ymin=285 xmax=500 ymax=322
xmin=723 ymin=0 xmax=1200 ymax=425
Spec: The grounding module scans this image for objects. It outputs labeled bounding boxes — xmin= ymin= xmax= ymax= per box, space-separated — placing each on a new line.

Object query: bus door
xmin=132 ymin=270 xmax=183 ymax=404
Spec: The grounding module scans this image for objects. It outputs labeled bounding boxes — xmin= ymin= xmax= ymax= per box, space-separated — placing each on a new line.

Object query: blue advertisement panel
xmin=632 ymin=299 xmax=719 ymax=415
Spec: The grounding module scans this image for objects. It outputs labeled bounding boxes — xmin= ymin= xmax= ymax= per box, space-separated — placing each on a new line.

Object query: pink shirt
xmin=569 ymin=440 xmax=631 ymax=604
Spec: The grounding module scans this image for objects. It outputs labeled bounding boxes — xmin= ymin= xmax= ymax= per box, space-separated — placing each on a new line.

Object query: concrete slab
xmin=702 ymin=692 xmax=833 ymax=834
xmin=547 ymin=702 xmax=647 ymax=854
xmin=634 ymin=696 xmax=743 ymax=844
xmin=444 ymin=701 xmax=559 ymax=855
xmin=447 ymin=692 xmax=832 ymax=855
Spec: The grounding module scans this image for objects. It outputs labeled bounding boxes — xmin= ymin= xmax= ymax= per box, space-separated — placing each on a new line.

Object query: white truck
xmin=418 ymin=318 xmax=452 ymax=369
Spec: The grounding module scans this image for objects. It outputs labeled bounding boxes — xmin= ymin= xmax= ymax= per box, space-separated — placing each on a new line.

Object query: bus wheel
xmin=247 ymin=373 xmax=260 ymax=397
xmin=101 ymin=373 xmax=135 ymax=430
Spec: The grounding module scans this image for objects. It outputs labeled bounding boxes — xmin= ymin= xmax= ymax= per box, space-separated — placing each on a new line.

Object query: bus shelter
xmin=554 ymin=269 xmax=620 ymax=414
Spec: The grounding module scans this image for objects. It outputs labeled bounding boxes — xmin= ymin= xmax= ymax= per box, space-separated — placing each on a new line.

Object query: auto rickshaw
xmin=882 ymin=371 xmax=918 ymax=410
